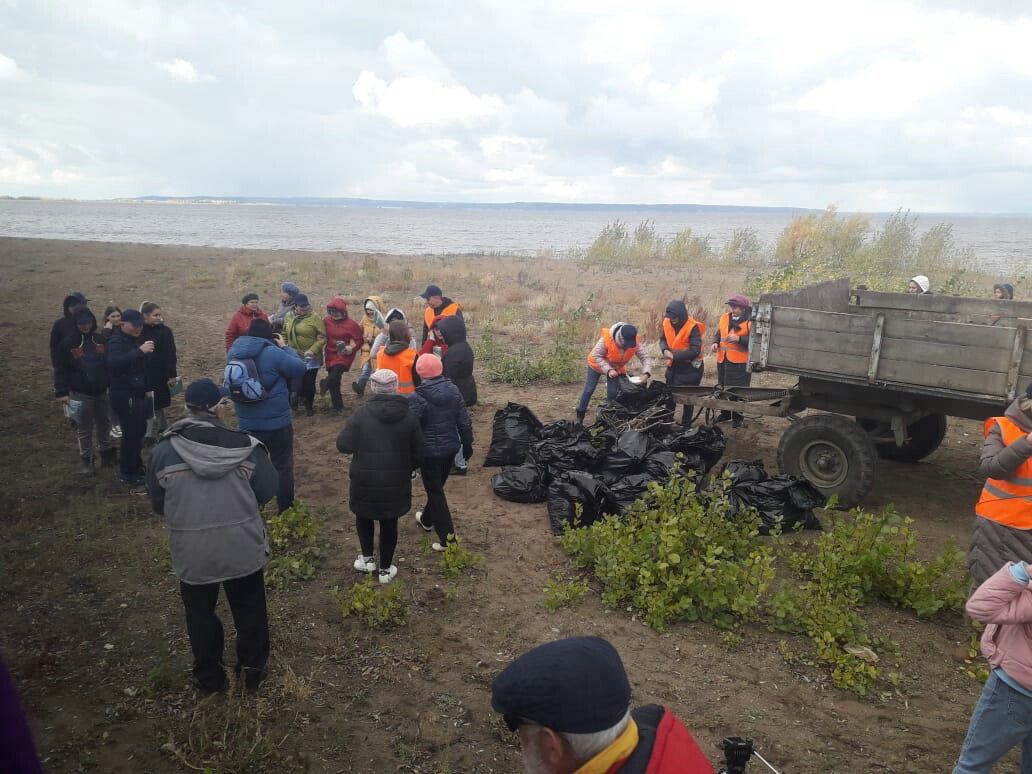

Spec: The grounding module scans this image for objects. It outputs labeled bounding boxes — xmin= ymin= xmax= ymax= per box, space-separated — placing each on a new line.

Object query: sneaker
xmin=411 ymin=470 xmax=417 ymax=480
xmin=431 ymin=542 xmax=447 ymax=552
xmin=318 ymin=378 xmax=328 ymax=397
xmin=414 ymin=511 xmax=433 ymax=532
xmin=79 ymin=457 xmax=94 ymax=477
xmin=120 ymin=474 xmax=146 ymax=488
xmin=109 ymin=424 xmax=122 ymax=440
xmin=378 ymin=565 xmax=398 ymax=584
xmin=450 ymin=465 xmax=468 ymax=476
xmin=353 ymin=555 xmax=376 ymax=573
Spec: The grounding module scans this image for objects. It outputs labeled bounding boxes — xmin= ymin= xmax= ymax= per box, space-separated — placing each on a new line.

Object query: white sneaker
xmin=414 ymin=511 xmax=432 ymax=532
xmin=431 ymin=542 xmax=446 ymax=552
xmin=353 ymin=555 xmax=375 ymax=573
xmin=378 ymin=565 xmax=398 ymax=584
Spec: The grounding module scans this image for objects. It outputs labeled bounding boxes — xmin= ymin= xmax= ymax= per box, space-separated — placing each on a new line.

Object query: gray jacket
xmin=147 ymin=416 xmax=278 ymax=585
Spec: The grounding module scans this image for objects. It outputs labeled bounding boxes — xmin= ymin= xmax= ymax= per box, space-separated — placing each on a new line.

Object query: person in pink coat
xmin=322 ymin=297 xmax=364 ymax=414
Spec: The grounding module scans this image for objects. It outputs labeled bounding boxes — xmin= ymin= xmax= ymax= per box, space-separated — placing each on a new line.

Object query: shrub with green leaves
xmin=265 ymin=502 xmax=321 ymax=588
xmin=331 ymin=577 xmax=409 ymax=628
xmin=543 ymin=574 xmax=590 ymax=612
xmin=437 ymin=537 xmax=483 ymax=579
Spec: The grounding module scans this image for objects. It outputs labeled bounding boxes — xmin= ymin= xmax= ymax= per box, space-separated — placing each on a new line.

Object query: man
xmin=576 ymin=323 xmax=652 ymax=425
xmin=660 ymin=300 xmax=704 ymax=426
xmin=492 ymin=636 xmax=713 ymax=773
xmin=49 ymin=291 xmax=88 ymax=369
xmin=147 ymin=379 xmax=278 ymax=692
xmin=438 ymin=315 xmax=476 ymax=474
xmin=226 ymin=318 xmax=306 ymax=513
xmin=106 ymin=308 xmax=153 ymax=486
xmin=710 ymin=295 xmax=752 ymax=428
xmin=140 ymin=301 xmax=178 ymax=444
xmin=419 ymin=284 xmax=462 ymax=346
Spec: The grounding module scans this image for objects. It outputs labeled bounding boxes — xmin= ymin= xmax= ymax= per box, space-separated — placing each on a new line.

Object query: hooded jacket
xmin=147 ymin=416 xmax=278 ymax=585
xmin=54 ymin=309 xmax=110 ymax=397
xmin=50 ymin=292 xmax=87 ymax=369
xmin=357 ymin=296 xmax=387 ymax=370
xmin=660 ymin=300 xmax=703 ymax=384
xmin=968 ymin=562 xmax=1032 ymax=694
xmin=284 ymin=308 xmax=327 ymax=360
xmin=226 ymin=335 xmax=307 ymax=432
xmin=323 ymin=298 xmax=364 ymax=370
xmin=407 ymin=376 xmax=474 ymax=459
xmin=106 ymin=328 xmax=149 ymax=398
xmin=336 ymin=394 xmax=424 ymax=520
xmin=225 ymin=305 xmax=270 ymax=351
xmin=368 ymin=308 xmax=418 ymax=365
xmin=438 ymin=315 xmax=476 ymax=406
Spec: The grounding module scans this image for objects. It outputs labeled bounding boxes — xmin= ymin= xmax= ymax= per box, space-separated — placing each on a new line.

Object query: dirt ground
xmin=0 ymin=237 xmax=991 ymax=772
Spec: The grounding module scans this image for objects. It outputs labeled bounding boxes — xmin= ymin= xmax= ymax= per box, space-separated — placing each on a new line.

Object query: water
xmin=1 ymin=198 xmax=1028 ymax=272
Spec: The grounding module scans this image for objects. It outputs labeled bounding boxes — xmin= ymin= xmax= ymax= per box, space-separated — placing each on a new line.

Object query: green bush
xmin=331 ymin=577 xmax=409 ymax=628
xmin=543 ymin=574 xmax=590 ymax=612
xmin=580 ymin=220 xmax=715 ymax=266
xmin=437 ymin=537 xmax=483 ymax=579
xmin=265 ymin=502 xmax=321 ymax=588
xmin=475 ymin=321 xmax=583 ymax=387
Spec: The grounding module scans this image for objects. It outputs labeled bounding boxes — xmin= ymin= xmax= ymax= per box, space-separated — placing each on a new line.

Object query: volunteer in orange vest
xmin=660 ymin=300 xmax=705 ymax=426
xmin=576 ymin=323 xmax=652 ymax=424
xmin=376 ymin=320 xmax=420 ymax=395
xmin=420 ymin=284 xmax=462 ymax=347
xmin=710 ymin=294 xmax=752 ymax=428
xmin=968 ymin=382 xmax=1032 ymax=587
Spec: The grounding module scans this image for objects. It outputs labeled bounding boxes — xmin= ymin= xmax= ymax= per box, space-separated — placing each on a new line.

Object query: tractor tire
xmin=857 ymin=414 xmax=947 ymax=462
xmin=777 ymin=414 xmax=877 ymax=508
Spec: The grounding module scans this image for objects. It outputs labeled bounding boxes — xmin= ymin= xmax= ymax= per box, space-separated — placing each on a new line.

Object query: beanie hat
xmin=185 ymin=378 xmax=230 ymax=411
xmin=910 ymin=275 xmax=930 ymax=293
xmin=416 ymin=353 xmax=443 ymax=379
xmin=995 ymin=283 xmax=1015 ymax=300
xmin=241 ymin=292 xmax=259 ymax=305
xmin=293 ymin=293 xmax=310 ymax=307
xmin=726 ymin=294 xmax=751 ymax=308
xmin=617 ymin=324 xmax=638 ymax=347
xmin=247 ymin=318 xmax=275 ymax=340
xmin=281 ymin=282 xmax=300 ymax=297
xmin=369 ymin=369 xmax=399 ymax=394
xmin=120 ymin=308 xmax=144 ymax=326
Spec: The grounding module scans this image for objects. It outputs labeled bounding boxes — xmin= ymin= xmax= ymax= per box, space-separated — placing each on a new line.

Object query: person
xmin=270 ymin=281 xmax=301 ymax=331
xmin=376 ymin=319 xmax=420 ymax=395
xmin=147 ymin=378 xmax=278 ymax=693
xmin=994 ymin=283 xmax=1015 ymax=300
xmin=49 ymin=291 xmax=88 ymax=369
xmin=420 ymin=284 xmax=462 ymax=346
xmin=98 ymin=305 xmax=123 ymax=344
xmin=907 ymin=275 xmax=931 ymax=294
xmin=438 ymin=315 xmax=477 ymax=475
xmin=283 ymin=293 xmax=326 ymax=416
xmin=321 ymin=297 xmax=363 ymax=414
xmin=408 ymin=354 xmax=474 ymax=551
xmin=225 ymin=293 xmax=270 ymax=351
xmin=711 ymin=295 xmax=752 ymax=428
xmin=576 ymin=323 xmax=652 ymax=425
xmin=226 ymin=318 xmax=306 ymax=514
xmin=954 ymin=560 xmax=1032 ymax=772
xmin=106 ymin=308 xmax=153 ymax=486
xmin=491 ymin=636 xmax=714 ymax=773
xmin=660 ymin=300 xmax=705 ymax=426
xmin=336 ymin=369 xmax=424 ymax=584
xmin=356 ymin=295 xmax=387 ymax=373
xmin=53 ymin=307 xmax=116 ymax=476
xmin=140 ymin=301 xmax=178 ymax=444
xmin=0 ymin=656 xmax=43 ymax=774
xmin=968 ymin=383 xmax=1032 ymax=588
xmin=354 ymin=307 xmax=416 ymax=396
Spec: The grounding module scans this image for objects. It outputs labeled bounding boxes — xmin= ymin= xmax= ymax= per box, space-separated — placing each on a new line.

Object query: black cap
xmin=185 ymin=378 xmax=230 ymax=410
xmin=420 ymin=284 xmax=443 ymax=299
xmin=121 ymin=308 xmax=144 ymax=325
xmin=491 ymin=636 xmax=631 ymax=734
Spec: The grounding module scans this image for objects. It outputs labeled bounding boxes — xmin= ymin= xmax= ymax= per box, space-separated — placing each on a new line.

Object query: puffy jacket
xmin=357 ymin=296 xmax=387 ymax=370
xmin=49 ymin=292 xmax=87 ymax=369
xmin=225 ymin=305 xmax=270 ymax=350
xmin=142 ymin=322 xmax=177 ymax=389
xmin=284 ymin=310 xmax=326 ymax=360
xmin=438 ymin=315 xmax=476 ymax=406
xmin=968 ymin=563 xmax=1032 ymax=693
xmin=408 ymin=377 xmax=474 ymax=459
xmin=619 ymin=705 xmax=714 ymax=773
xmin=660 ymin=300 xmax=703 ymax=384
xmin=54 ymin=310 xmax=109 ymax=397
xmin=147 ymin=416 xmax=278 ymax=585
xmin=226 ymin=336 xmax=306 ymax=432
xmin=106 ymin=329 xmax=149 ymax=397
xmin=336 ymin=394 xmax=424 ymax=520
xmin=323 ymin=298 xmax=364 ymax=370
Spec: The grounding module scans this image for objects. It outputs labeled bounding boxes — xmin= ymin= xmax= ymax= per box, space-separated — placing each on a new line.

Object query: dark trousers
xmin=110 ymin=391 xmax=148 ymax=477
xmin=576 ymin=367 xmax=623 ymax=414
xmin=179 ymin=569 xmax=269 ymax=691
xmin=356 ymin=517 xmax=399 ymax=569
xmin=326 ymin=364 xmax=349 ymax=410
xmin=420 ymin=455 xmax=456 ymax=545
xmin=717 ymin=361 xmax=751 ymax=425
xmin=250 ymin=425 xmax=294 ymax=513
xmin=667 ymin=366 xmax=704 ymax=426
xmin=299 ymin=369 xmax=318 ymax=410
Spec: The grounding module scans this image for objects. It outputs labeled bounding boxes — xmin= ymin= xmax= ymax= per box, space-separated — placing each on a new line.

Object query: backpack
xmin=224 ymin=357 xmax=266 ymax=403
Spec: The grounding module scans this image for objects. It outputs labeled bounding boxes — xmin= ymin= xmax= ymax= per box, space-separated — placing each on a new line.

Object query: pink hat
xmin=415 ymin=353 xmax=443 ymax=379
xmin=726 ymin=294 xmax=750 ymax=308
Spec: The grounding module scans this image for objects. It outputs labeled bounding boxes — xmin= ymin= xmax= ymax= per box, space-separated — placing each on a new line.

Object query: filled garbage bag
xmin=491 ymin=465 xmax=550 ymax=504
xmin=600 ymin=430 xmax=654 ymax=475
xmin=604 ymin=473 xmax=654 ymax=514
xmin=530 ymin=422 xmax=609 ymax=473
xmin=485 ymin=403 xmax=544 ymax=467
xmin=547 ymin=471 xmax=611 ymax=534
xmin=652 ymin=423 xmax=727 ymax=474
xmin=613 ymin=380 xmax=676 ymax=414
xmin=642 ymin=450 xmax=683 ymax=483
xmin=723 ymin=459 xmax=824 ymax=535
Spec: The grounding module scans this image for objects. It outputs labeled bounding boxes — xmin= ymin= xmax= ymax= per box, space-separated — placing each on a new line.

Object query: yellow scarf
xmin=574 ymin=718 xmax=639 ymax=774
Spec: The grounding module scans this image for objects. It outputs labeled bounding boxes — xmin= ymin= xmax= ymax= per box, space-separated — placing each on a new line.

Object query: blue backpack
xmin=224 ymin=357 xmax=266 ymax=403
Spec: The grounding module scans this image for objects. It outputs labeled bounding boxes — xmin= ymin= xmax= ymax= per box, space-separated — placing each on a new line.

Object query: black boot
xmin=575 ymin=409 xmax=586 ymax=425
xmin=351 ymin=380 xmax=365 ymax=396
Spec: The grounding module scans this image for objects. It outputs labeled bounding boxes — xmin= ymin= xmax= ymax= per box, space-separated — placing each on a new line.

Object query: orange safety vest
xmin=717 ymin=313 xmax=750 ymax=364
xmin=976 ymin=416 xmax=1032 ymax=528
xmin=376 ymin=347 xmax=418 ymax=394
xmin=587 ymin=327 xmax=638 ymax=375
xmin=662 ymin=317 xmax=706 ymax=368
xmin=424 ymin=302 xmax=461 ymax=333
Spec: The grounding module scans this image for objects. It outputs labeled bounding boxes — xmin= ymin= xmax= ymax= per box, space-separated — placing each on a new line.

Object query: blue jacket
xmin=226 ymin=336 xmax=306 ymax=432
xmin=106 ymin=330 xmax=148 ymax=398
xmin=408 ymin=377 xmax=473 ymax=459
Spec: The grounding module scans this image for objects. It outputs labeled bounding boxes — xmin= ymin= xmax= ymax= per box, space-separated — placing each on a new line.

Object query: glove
xmin=462 ymin=445 xmax=474 ymax=462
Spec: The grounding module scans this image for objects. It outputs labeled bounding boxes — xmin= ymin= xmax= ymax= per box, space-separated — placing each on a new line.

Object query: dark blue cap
xmin=185 ymin=378 xmax=230 ymax=410
xmin=293 ymin=293 xmax=310 ymax=306
xmin=121 ymin=308 xmax=144 ymax=325
xmin=421 ymin=284 xmax=443 ymax=299
xmin=618 ymin=324 xmax=638 ymax=346
xmin=491 ymin=636 xmax=631 ymax=734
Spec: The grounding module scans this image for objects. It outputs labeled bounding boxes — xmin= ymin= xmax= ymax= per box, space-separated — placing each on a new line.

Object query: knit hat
xmin=617 ymin=324 xmax=638 ymax=348
xmin=910 ymin=275 xmax=930 ymax=293
xmin=185 ymin=378 xmax=230 ymax=411
xmin=281 ymin=282 xmax=300 ymax=297
xmin=726 ymin=294 xmax=751 ymax=308
xmin=294 ymin=293 xmax=310 ymax=307
xmin=248 ymin=318 xmax=275 ymax=340
xmin=416 ymin=353 xmax=443 ymax=379
xmin=120 ymin=308 xmax=144 ymax=325
xmin=241 ymin=292 xmax=259 ymax=305
xmin=369 ymin=369 xmax=399 ymax=394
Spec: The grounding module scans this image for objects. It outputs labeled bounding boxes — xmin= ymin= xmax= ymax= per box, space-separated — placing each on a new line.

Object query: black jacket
xmin=142 ymin=322 xmax=178 ymax=389
xmin=106 ymin=330 xmax=149 ymax=397
xmin=659 ymin=300 xmax=703 ymax=384
xmin=49 ymin=292 xmax=88 ymax=369
xmin=438 ymin=315 xmax=477 ymax=406
xmin=408 ymin=377 xmax=474 ymax=459
xmin=54 ymin=310 xmax=109 ymax=397
xmin=336 ymin=394 xmax=424 ymax=520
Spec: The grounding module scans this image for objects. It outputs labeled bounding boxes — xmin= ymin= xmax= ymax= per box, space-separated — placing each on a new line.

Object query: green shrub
xmin=543 ymin=574 xmax=590 ymax=612
xmin=265 ymin=502 xmax=321 ymax=588
xmin=437 ymin=537 xmax=483 ymax=579
xmin=331 ymin=577 xmax=409 ymax=628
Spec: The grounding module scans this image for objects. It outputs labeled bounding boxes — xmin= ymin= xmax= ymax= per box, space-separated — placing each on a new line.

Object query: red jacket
xmin=225 ymin=306 xmax=270 ymax=350
xmin=324 ymin=298 xmax=364 ymax=370
xmin=616 ymin=705 xmax=714 ymax=773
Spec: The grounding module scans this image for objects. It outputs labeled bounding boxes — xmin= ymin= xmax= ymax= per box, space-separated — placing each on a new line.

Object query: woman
xmin=98 ymin=305 xmax=122 ymax=344
xmin=994 ymin=283 xmax=1015 ymax=300
xmin=336 ymin=369 xmax=424 ymax=584
xmin=357 ymin=296 xmax=387 ymax=372
xmin=322 ymin=297 xmax=363 ymax=414
xmin=710 ymin=294 xmax=751 ymax=428
xmin=354 ymin=308 xmax=416 ymax=395
xmin=437 ymin=315 xmax=476 ymax=474
xmin=283 ymin=293 xmax=326 ymax=416
xmin=270 ymin=282 xmax=301 ymax=331
xmin=575 ymin=323 xmax=652 ymax=425
xmin=140 ymin=301 xmax=178 ymax=444
xmin=408 ymin=354 xmax=474 ymax=551
xmin=375 ymin=319 xmax=420 ymax=395
xmin=660 ymin=299 xmax=704 ymax=426
xmin=907 ymin=275 xmax=931 ymax=294
xmin=225 ymin=293 xmax=269 ymax=350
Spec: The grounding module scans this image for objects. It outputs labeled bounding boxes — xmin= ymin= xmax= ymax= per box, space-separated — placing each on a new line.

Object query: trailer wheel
xmin=857 ymin=414 xmax=948 ymax=463
xmin=778 ymin=414 xmax=877 ymax=508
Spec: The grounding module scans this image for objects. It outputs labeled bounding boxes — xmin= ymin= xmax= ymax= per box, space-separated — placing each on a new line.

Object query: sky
xmin=1 ymin=0 xmax=1031 ymax=212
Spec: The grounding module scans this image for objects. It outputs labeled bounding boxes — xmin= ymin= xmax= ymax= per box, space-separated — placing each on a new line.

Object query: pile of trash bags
xmin=722 ymin=459 xmax=825 ymax=534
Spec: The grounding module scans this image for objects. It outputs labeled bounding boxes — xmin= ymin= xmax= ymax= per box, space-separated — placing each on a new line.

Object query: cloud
xmin=353 ymin=71 xmax=502 ymax=128
xmin=0 ymin=52 xmax=25 ymax=80
xmin=155 ymin=58 xmax=214 ymax=83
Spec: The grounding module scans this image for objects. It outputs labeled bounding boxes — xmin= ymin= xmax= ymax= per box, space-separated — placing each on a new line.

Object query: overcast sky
xmin=2 ymin=0 xmax=1031 ymax=211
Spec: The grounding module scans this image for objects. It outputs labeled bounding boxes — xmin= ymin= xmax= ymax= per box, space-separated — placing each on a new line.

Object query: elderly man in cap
xmin=146 ymin=378 xmax=279 ymax=692
xmin=492 ymin=636 xmax=713 ymax=773
xmin=419 ymin=284 xmax=462 ymax=348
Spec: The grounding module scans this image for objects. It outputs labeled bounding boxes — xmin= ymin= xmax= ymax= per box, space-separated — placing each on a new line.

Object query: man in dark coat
xmin=140 ymin=302 xmax=178 ymax=444
xmin=659 ymin=300 xmax=704 ymax=426
xmin=49 ymin=291 xmax=88 ymax=369
xmin=106 ymin=308 xmax=153 ymax=485
xmin=336 ymin=368 xmax=424 ymax=584
xmin=437 ymin=314 xmax=477 ymax=474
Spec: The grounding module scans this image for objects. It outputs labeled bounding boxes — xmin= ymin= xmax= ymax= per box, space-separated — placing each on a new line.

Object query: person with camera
xmin=106 ymin=308 xmax=153 ymax=486
xmin=711 ymin=295 xmax=752 ymax=428
xmin=576 ymin=322 xmax=652 ymax=425
xmin=140 ymin=301 xmax=178 ymax=444
xmin=321 ymin=297 xmax=363 ymax=414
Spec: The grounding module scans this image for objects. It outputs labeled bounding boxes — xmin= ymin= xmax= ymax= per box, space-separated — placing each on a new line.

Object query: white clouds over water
xmin=1 ymin=1 xmax=1032 ymax=211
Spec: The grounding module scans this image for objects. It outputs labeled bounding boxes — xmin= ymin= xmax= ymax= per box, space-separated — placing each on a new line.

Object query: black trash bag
xmin=652 ymin=423 xmax=727 ymax=474
xmin=529 ymin=422 xmax=609 ymax=473
xmin=604 ymin=473 xmax=654 ymax=514
xmin=613 ymin=379 xmax=675 ymax=414
xmin=723 ymin=459 xmax=824 ymax=535
xmin=491 ymin=464 xmax=550 ymax=504
xmin=536 ymin=419 xmax=582 ymax=440
xmin=600 ymin=429 xmax=654 ymax=475
xmin=642 ymin=450 xmax=682 ymax=483
xmin=484 ymin=403 xmax=544 ymax=467
xmin=547 ymin=471 xmax=611 ymax=534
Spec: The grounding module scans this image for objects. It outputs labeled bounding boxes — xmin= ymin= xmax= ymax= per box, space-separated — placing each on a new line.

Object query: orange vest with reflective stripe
xmin=717 ymin=313 xmax=750 ymax=364
xmin=662 ymin=317 xmax=705 ymax=368
xmin=424 ymin=302 xmax=461 ymax=333
xmin=976 ymin=416 xmax=1032 ymax=528
xmin=376 ymin=348 xmax=418 ymax=394
xmin=587 ymin=327 xmax=638 ymax=374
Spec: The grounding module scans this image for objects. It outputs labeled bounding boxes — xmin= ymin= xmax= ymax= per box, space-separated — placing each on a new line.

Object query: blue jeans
xmin=955 ymin=672 xmax=1032 ymax=773
xmin=576 ymin=367 xmax=622 ymax=415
